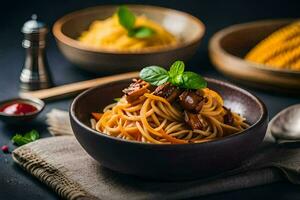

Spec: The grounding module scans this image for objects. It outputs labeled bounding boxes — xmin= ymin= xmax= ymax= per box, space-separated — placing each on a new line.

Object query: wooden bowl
xmin=69 ymin=78 xmax=268 ymax=180
xmin=209 ymin=19 xmax=300 ymax=93
xmin=53 ymin=5 xmax=205 ymax=72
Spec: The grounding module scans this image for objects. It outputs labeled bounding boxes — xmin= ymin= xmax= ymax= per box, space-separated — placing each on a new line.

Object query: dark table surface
xmin=0 ymin=0 xmax=300 ymax=199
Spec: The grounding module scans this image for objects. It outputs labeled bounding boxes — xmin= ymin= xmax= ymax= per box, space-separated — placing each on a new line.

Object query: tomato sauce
xmin=0 ymin=102 xmax=37 ymax=115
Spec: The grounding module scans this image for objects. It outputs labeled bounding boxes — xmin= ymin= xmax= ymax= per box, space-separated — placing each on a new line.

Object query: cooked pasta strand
xmin=94 ymin=88 xmax=248 ymax=144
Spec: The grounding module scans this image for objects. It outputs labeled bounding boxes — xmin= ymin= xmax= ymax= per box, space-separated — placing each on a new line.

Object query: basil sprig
xmin=11 ymin=129 xmax=40 ymax=146
xmin=117 ymin=6 xmax=155 ymax=38
xmin=140 ymin=61 xmax=207 ymax=89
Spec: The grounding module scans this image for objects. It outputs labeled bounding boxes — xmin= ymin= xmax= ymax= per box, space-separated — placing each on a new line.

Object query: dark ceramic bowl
xmin=53 ymin=5 xmax=205 ymax=72
xmin=0 ymin=97 xmax=45 ymax=124
xmin=70 ymin=78 xmax=268 ymax=180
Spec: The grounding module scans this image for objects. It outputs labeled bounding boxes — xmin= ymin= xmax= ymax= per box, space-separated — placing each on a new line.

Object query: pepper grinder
xmin=20 ymin=14 xmax=53 ymax=91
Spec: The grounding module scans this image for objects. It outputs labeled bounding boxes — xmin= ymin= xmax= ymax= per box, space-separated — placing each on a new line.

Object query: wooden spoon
xmin=19 ymin=71 xmax=139 ymax=101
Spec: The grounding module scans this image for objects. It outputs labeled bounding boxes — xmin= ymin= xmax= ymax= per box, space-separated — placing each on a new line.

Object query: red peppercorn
xmin=1 ymin=145 xmax=9 ymax=153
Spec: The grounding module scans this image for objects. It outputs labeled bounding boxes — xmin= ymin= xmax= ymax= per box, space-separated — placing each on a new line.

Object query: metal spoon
xmin=268 ymin=104 xmax=300 ymax=144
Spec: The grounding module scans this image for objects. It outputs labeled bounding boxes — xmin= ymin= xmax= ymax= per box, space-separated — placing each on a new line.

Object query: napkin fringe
xmin=12 ymin=146 xmax=97 ymax=200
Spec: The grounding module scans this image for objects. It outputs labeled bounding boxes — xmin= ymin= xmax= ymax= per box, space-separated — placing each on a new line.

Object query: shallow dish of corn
xmin=245 ymin=21 xmax=300 ymax=71
xmin=209 ymin=19 xmax=300 ymax=93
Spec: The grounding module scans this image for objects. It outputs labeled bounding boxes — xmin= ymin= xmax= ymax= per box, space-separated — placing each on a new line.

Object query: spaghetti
xmin=91 ymin=84 xmax=249 ymax=144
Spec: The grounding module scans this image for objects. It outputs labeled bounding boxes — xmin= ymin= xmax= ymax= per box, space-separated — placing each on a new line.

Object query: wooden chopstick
xmin=19 ymin=71 xmax=139 ymax=101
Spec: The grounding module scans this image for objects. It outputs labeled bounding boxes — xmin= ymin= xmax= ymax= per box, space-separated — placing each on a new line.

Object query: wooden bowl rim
xmin=70 ymin=77 xmax=268 ymax=147
xmin=209 ymin=19 xmax=300 ymax=75
xmin=53 ymin=4 xmax=205 ymax=55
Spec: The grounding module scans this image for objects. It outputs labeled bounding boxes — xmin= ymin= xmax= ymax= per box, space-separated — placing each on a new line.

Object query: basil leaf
xmin=12 ymin=130 xmax=40 ymax=146
xmin=168 ymin=60 xmax=185 ymax=86
xmin=117 ymin=6 xmax=155 ymax=39
xmin=129 ymin=26 xmax=155 ymax=38
xmin=24 ymin=129 xmax=39 ymax=141
xmin=140 ymin=66 xmax=169 ymax=86
xmin=181 ymin=71 xmax=207 ymax=89
xmin=12 ymin=134 xmax=31 ymax=146
xmin=170 ymin=73 xmax=183 ymax=86
xmin=169 ymin=61 xmax=185 ymax=78
xmin=117 ymin=6 xmax=136 ymax=30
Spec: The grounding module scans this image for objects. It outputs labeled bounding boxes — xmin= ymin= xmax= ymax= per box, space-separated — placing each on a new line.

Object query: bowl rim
xmin=53 ymin=4 xmax=205 ymax=55
xmin=70 ymin=77 xmax=268 ymax=147
xmin=0 ymin=97 xmax=45 ymax=117
xmin=209 ymin=18 xmax=300 ymax=75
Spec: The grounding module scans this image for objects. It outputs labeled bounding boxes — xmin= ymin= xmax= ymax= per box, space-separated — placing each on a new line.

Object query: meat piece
xmin=122 ymin=79 xmax=150 ymax=103
xmin=223 ymin=107 xmax=234 ymax=125
xmin=153 ymin=82 xmax=181 ymax=102
xmin=184 ymin=111 xmax=208 ymax=130
xmin=179 ymin=90 xmax=205 ymax=112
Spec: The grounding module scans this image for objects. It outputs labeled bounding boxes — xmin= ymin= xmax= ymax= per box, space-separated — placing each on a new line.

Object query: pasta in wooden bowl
xmin=53 ymin=5 xmax=205 ymax=72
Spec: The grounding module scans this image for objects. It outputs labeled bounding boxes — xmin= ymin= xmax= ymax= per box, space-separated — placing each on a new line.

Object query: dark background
xmin=0 ymin=0 xmax=300 ymax=199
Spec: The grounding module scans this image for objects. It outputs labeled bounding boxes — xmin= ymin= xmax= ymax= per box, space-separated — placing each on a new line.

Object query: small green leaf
xmin=129 ymin=26 xmax=155 ymax=38
xmin=11 ymin=130 xmax=40 ymax=146
xmin=25 ymin=130 xmax=39 ymax=141
xmin=170 ymin=73 xmax=184 ymax=86
xmin=114 ymin=98 xmax=121 ymax=102
xmin=117 ymin=6 xmax=136 ymax=30
xmin=12 ymin=134 xmax=30 ymax=146
xmin=168 ymin=61 xmax=185 ymax=86
xmin=181 ymin=71 xmax=207 ymax=89
xmin=140 ymin=66 xmax=169 ymax=86
xmin=169 ymin=61 xmax=185 ymax=78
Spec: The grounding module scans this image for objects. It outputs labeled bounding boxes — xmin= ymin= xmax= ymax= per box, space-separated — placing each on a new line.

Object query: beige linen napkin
xmin=12 ymin=109 xmax=300 ymax=200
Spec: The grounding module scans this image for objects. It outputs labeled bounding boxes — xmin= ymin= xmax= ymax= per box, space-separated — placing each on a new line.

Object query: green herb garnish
xmin=11 ymin=129 xmax=40 ymax=146
xmin=140 ymin=61 xmax=207 ymax=89
xmin=117 ymin=6 xmax=155 ymax=38
xmin=114 ymin=98 xmax=121 ymax=102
